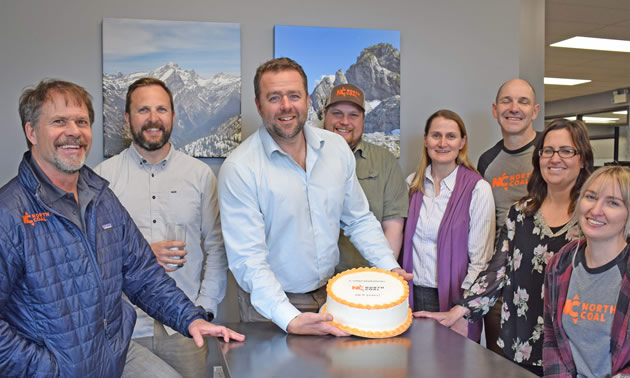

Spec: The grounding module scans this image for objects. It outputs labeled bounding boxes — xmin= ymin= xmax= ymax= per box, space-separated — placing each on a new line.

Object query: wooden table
xmin=209 ymin=319 xmax=537 ymax=378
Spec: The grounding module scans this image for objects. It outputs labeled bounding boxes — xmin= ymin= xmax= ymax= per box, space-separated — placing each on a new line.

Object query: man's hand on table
xmin=287 ymin=312 xmax=350 ymax=336
xmin=188 ymin=319 xmax=245 ymax=346
xmin=392 ymin=268 xmax=413 ymax=281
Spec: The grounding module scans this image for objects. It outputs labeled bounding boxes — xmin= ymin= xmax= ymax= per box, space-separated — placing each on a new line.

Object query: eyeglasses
xmin=538 ymin=147 xmax=579 ymax=158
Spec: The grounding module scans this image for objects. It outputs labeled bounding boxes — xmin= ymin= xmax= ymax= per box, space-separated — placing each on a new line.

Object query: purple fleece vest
xmin=402 ymin=165 xmax=482 ymax=341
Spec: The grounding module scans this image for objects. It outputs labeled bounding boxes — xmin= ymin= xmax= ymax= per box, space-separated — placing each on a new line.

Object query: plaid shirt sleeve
xmin=611 ymin=258 xmax=630 ymax=375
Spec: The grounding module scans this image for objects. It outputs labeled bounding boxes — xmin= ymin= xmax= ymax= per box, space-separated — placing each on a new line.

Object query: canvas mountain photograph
xmin=275 ymin=25 xmax=401 ymax=157
xmin=102 ymin=18 xmax=241 ymax=158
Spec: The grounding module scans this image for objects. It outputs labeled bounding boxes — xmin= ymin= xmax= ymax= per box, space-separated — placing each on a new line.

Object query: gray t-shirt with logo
xmin=562 ymin=244 xmax=628 ymax=378
xmin=477 ymin=132 xmax=541 ymax=230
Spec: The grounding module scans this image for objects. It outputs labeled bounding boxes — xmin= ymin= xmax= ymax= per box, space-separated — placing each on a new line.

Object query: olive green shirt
xmin=335 ymin=141 xmax=409 ymax=272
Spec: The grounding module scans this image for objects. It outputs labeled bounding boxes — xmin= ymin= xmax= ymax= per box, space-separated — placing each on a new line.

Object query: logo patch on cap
xmin=336 ymin=87 xmax=362 ymax=98
xmin=326 ymin=83 xmax=365 ymax=111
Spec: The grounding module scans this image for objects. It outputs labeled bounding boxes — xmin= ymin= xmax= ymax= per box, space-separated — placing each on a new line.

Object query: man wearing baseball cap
xmin=323 ymin=83 xmax=408 ymax=272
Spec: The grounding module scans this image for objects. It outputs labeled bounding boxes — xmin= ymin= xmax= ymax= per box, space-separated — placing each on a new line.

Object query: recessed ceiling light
xmin=613 ymin=110 xmax=628 ymax=115
xmin=550 ymin=36 xmax=630 ymax=53
xmin=565 ymin=116 xmax=619 ymax=124
xmin=544 ymin=77 xmax=591 ymax=86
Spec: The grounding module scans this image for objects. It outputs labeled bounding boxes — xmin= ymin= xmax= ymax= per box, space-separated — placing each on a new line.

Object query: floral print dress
xmin=461 ymin=199 xmax=581 ymax=369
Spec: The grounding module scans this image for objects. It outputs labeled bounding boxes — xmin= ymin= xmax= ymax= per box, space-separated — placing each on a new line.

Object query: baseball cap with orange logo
xmin=325 ymin=83 xmax=365 ymax=112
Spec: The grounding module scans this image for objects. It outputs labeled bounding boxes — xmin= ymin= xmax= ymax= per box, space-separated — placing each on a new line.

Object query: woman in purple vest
xmin=401 ymin=109 xmax=496 ymax=342
xmin=417 ymin=119 xmax=594 ymax=376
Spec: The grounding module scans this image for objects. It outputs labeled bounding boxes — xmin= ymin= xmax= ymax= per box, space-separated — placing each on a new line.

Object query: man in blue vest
xmin=0 ymin=79 xmax=243 ymax=377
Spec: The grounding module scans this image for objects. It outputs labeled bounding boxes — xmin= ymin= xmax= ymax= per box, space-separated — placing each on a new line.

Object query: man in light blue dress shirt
xmin=95 ymin=78 xmax=229 ymax=376
xmin=218 ymin=58 xmax=412 ymax=336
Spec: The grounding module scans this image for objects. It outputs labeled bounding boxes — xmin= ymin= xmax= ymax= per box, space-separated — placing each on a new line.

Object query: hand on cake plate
xmin=287 ymin=312 xmax=351 ymax=336
xmin=414 ymin=305 xmax=470 ymax=337
xmin=391 ymin=268 xmax=413 ymax=281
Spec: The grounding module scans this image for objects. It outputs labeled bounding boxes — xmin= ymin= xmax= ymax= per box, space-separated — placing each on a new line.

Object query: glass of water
xmin=166 ymin=223 xmax=186 ymax=269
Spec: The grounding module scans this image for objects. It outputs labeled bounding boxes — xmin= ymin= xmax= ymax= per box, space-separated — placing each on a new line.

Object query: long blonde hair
xmin=409 ymin=109 xmax=477 ymax=195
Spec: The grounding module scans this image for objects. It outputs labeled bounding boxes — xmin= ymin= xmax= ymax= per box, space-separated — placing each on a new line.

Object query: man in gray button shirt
xmin=95 ymin=77 xmax=229 ymax=376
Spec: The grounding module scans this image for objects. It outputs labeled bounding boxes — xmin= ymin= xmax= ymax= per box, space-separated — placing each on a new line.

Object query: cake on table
xmin=321 ymin=267 xmax=412 ymax=338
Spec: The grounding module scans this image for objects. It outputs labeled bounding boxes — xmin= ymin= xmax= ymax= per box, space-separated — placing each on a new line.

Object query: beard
xmin=265 ymin=111 xmax=307 ymax=141
xmin=270 ymin=121 xmax=304 ymax=140
xmin=53 ymin=137 xmax=89 ymax=173
xmin=131 ymin=121 xmax=172 ymax=151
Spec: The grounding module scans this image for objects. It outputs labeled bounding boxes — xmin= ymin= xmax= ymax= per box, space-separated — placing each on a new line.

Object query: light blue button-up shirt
xmin=95 ymin=144 xmax=227 ymax=338
xmin=218 ymin=125 xmax=400 ymax=331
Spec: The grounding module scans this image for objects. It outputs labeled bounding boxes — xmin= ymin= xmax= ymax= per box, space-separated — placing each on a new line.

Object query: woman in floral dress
xmin=417 ymin=119 xmax=593 ymax=376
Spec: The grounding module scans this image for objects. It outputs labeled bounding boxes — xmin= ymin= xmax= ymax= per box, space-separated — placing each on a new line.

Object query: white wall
xmin=520 ymin=0 xmax=545 ymax=132
xmin=1 ymin=0 xmax=531 ymax=181
xmin=0 ymin=0 xmax=543 ymax=321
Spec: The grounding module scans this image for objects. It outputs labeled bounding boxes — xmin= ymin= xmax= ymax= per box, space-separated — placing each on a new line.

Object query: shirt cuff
xmin=461 ymin=275 xmax=475 ymax=291
xmin=272 ymin=302 xmax=302 ymax=333
xmin=196 ymin=298 xmax=218 ymax=317
xmin=376 ymin=255 xmax=401 ymax=272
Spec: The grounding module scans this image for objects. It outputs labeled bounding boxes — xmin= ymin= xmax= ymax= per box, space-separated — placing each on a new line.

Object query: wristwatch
xmin=207 ymin=312 xmax=214 ymax=322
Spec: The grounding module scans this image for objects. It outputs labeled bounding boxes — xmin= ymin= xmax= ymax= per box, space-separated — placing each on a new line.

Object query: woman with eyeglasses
xmin=543 ymin=165 xmax=630 ymax=377
xmin=417 ymin=119 xmax=594 ymax=376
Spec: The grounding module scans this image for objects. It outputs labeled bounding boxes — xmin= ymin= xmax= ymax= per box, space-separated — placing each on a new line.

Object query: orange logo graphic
xmin=352 ymin=285 xmax=365 ymax=291
xmin=336 ymin=87 xmax=361 ymax=98
xmin=22 ymin=211 xmax=50 ymax=226
xmin=563 ymin=294 xmax=615 ymax=324
xmin=491 ymin=171 xmax=532 ymax=191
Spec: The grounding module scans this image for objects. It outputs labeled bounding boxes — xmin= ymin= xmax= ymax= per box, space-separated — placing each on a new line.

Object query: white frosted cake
xmin=322 ymin=267 xmax=412 ymax=338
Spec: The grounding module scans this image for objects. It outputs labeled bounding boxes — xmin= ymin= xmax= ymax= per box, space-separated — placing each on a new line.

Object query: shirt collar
xmin=128 ymin=143 xmax=174 ymax=169
xmin=424 ymin=164 xmax=459 ymax=191
xmin=354 ymin=140 xmax=366 ymax=159
xmin=259 ymin=124 xmax=324 ymax=159
xmin=26 ymin=152 xmax=70 ymax=204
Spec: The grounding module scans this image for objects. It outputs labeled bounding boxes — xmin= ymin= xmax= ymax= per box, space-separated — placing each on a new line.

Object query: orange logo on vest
xmin=22 ymin=211 xmax=50 ymax=226
xmin=563 ymin=294 xmax=615 ymax=324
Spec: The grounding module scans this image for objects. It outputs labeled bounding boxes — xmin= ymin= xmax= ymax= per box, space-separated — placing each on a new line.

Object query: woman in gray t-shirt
xmin=544 ymin=165 xmax=630 ymax=377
